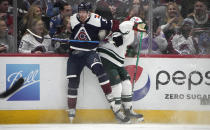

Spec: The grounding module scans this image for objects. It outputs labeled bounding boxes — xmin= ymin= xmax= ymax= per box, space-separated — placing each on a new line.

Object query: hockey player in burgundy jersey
xmin=66 ymin=2 xmax=129 ymax=123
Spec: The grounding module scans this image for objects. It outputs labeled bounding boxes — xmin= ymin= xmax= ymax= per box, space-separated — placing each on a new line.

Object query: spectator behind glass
xmin=111 ymin=0 xmax=128 ymax=21
xmin=95 ymin=0 xmax=128 ymax=22
xmin=188 ymin=0 xmax=210 ymax=28
xmin=46 ymin=0 xmax=63 ymax=17
xmin=125 ymin=1 xmax=167 ymax=56
xmin=167 ymin=18 xmax=199 ymax=55
xmin=160 ymin=2 xmax=183 ymax=41
xmin=19 ymin=18 xmax=54 ymax=53
xmin=0 ymin=18 xmax=16 ymax=53
xmin=18 ymin=5 xmax=42 ymax=44
xmin=125 ymin=0 xmax=146 ymax=21
xmin=127 ymin=17 xmax=168 ymax=56
xmin=46 ymin=0 xmax=74 ymax=17
xmin=53 ymin=16 xmax=71 ymax=54
xmin=49 ymin=1 xmax=72 ymax=37
xmin=153 ymin=0 xmax=182 ymax=29
xmin=188 ymin=0 xmax=210 ymax=54
xmin=0 ymin=0 xmax=13 ymax=35
xmin=95 ymin=0 xmax=113 ymax=20
xmin=180 ymin=0 xmax=195 ymax=18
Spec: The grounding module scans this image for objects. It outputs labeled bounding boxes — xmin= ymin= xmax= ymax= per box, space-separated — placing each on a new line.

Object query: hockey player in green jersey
xmin=98 ymin=17 xmax=147 ymax=123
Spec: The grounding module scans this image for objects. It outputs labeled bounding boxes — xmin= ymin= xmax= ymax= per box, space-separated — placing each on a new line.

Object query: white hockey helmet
xmin=130 ymin=17 xmax=143 ymax=23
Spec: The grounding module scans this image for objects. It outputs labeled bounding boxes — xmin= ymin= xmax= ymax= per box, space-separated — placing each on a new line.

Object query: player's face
xmin=78 ymin=10 xmax=89 ymax=23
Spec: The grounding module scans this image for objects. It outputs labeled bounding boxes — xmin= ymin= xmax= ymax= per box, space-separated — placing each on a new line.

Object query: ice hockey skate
xmin=124 ymin=106 xmax=144 ymax=123
xmin=68 ymin=109 xmax=76 ymax=123
xmin=106 ymin=93 xmax=130 ymax=123
xmin=112 ymin=107 xmax=131 ymax=123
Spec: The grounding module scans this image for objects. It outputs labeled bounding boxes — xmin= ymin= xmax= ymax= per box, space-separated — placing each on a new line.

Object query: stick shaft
xmin=0 ymin=77 xmax=24 ymax=98
xmin=51 ymin=38 xmax=99 ymax=44
xmin=26 ymin=29 xmax=99 ymax=44
xmin=132 ymin=32 xmax=143 ymax=91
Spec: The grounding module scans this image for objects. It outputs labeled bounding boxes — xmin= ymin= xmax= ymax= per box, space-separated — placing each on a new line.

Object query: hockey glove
xmin=112 ymin=32 xmax=123 ymax=47
xmin=133 ymin=22 xmax=147 ymax=32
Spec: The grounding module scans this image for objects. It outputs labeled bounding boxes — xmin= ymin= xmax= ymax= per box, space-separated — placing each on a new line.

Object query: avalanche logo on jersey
xmin=74 ymin=27 xmax=91 ymax=41
xmin=125 ymin=65 xmax=151 ymax=101
xmin=6 ymin=64 xmax=40 ymax=101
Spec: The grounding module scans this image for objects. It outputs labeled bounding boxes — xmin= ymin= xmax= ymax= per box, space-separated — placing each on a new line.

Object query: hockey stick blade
xmin=0 ymin=77 xmax=24 ymax=98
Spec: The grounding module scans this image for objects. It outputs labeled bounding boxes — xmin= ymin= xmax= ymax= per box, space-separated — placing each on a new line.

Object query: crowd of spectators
xmin=0 ymin=0 xmax=209 ymax=55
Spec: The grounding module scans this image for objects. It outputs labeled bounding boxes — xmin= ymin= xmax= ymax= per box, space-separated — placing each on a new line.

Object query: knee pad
xmin=91 ymin=62 xmax=104 ymax=76
xmin=91 ymin=63 xmax=110 ymax=84
xmin=121 ymin=79 xmax=132 ymax=96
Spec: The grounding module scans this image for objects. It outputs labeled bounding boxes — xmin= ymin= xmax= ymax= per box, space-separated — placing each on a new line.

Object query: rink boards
xmin=0 ymin=54 xmax=210 ymax=124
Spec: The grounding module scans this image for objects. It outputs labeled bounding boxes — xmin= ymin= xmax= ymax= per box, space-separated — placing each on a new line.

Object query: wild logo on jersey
xmin=75 ymin=27 xmax=91 ymax=41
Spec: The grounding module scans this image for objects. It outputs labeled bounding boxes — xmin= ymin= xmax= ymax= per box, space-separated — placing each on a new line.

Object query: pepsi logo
xmin=125 ymin=65 xmax=151 ymax=101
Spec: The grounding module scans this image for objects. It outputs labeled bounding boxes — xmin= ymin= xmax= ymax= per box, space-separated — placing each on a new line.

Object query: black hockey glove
xmin=112 ymin=32 xmax=123 ymax=47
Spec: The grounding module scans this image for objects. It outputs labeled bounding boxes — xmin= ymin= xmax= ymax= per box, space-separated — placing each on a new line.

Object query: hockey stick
xmin=132 ymin=32 xmax=143 ymax=92
xmin=26 ymin=29 xmax=99 ymax=44
xmin=0 ymin=77 xmax=24 ymax=98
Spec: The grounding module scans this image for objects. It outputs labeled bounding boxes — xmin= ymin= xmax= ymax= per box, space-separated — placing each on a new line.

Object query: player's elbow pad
xmin=113 ymin=34 xmax=123 ymax=47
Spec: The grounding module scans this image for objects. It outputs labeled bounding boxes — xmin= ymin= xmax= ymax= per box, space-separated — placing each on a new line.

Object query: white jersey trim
xmin=100 ymin=80 xmax=110 ymax=86
xmin=67 ymin=95 xmax=77 ymax=98
xmin=70 ymin=46 xmax=97 ymax=51
xmin=91 ymin=62 xmax=102 ymax=68
xmin=66 ymin=75 xmax=77 ymax=79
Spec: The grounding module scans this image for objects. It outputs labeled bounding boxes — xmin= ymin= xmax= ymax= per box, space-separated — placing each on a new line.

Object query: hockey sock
xmin=100 ymin=80 xmax=112 ymax=95
xmin=121 ymin=80 xmax=132 ymax=109
xmin=97 ymin=72 xmax=112 ymax=95
xmin=68 ymin=88 xmax=78 ymax=109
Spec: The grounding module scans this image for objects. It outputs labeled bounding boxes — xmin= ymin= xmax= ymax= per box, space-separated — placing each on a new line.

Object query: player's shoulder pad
xmin=70 ymin=13 xmax=80 ymax=29
xmin=119 ymin=21 xmax=134 ymax=34
xmin=87 ymin=13 xmax=101 ymax=27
